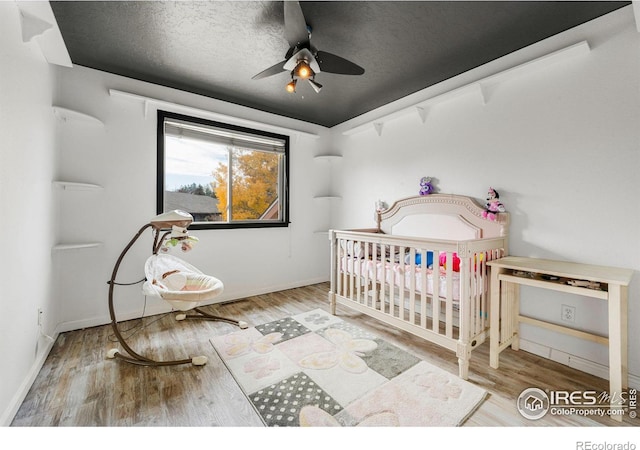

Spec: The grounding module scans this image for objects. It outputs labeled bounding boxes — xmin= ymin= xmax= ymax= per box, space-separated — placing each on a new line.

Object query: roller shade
xmin=164 ymin=118 xmax=286 ymax=153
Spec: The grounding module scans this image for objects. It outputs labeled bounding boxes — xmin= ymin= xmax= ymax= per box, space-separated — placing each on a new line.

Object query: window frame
xmin=157 ymin=110 xmax=290 ymax=230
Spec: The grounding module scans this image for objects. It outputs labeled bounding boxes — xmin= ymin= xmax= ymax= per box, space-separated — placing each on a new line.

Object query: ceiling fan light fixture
xmin=285 ymin=78 xmax=297 ymax=93
xmin=308 ymin=78 xmax=322 ymax=94
xmin=294 ymin=60 xmax=313 ymax=79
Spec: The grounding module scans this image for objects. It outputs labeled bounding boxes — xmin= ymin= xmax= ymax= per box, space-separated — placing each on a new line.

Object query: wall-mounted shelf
xmin=108 ymin=88 xmax=320 ymax=139
xmin=52 ymin=242 xmax=103 ymax=252
xmin=314 ymin=155 xmax=342 ymax=162
xmin=341 ymin=40 xmax=591 ymax=136
xmin=313 ymin=195 xmax=341 ymax=200
xmin=52 ymin=106 xmax=103 ymax=126
xmin=53 ymin=181 xmax=103 ymax=191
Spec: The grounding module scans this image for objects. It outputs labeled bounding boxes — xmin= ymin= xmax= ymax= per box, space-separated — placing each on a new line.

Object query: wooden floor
xmin=12 ymin=282 xmax=638 ymax=429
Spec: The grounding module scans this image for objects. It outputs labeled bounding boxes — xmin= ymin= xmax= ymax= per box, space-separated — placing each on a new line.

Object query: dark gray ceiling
xmin=50 ymin=1 xmax=629 ymax=128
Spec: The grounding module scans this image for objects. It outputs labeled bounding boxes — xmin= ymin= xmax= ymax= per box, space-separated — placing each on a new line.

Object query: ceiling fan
xmin=252 ymin=1 xmax=365 ymax=93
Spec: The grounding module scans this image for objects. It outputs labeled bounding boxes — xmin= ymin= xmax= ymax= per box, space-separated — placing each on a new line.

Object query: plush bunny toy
xmin=419 ymin=177 xmax=435 ymax=195
xmin=482 ymin=187 xmax=506 ymax=221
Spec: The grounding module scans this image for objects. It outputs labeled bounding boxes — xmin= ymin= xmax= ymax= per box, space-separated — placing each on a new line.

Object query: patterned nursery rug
xmin=209 ymin=308 xmax=487 ymax=427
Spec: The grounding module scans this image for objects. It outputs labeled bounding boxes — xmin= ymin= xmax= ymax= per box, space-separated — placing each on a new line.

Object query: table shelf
xmin=499 ymin=272 xmax=608 ymax=300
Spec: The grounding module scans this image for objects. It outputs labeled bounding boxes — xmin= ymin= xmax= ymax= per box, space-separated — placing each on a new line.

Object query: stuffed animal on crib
xmin=419 ymin=177 xmax=435 ymax=196
xmin=482 ymin=187 xmax=506 ymax=221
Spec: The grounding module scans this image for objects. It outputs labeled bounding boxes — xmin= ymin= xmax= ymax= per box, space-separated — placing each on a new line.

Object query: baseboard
xmin=519 ymin=338 xmax=640 ymax=389
xmin=212 ymin=276 xmax=330 ymax=306
xmin=0 ymin=333 xmax=59 ymax=426
xmin=55 ymin=276 xmax=330 ymax=334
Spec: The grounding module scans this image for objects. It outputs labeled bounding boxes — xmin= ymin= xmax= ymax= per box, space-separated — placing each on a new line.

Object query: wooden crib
xmin=328 ymin=194 xmax=509 ymax=379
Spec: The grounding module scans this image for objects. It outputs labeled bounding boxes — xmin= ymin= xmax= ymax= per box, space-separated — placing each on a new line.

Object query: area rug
xmin=209 ymin=308 xmax=487 ymax=427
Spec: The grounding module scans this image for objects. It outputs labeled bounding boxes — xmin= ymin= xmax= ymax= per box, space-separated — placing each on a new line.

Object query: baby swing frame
xmin=107 ymin=211 xmax=247 ymax=367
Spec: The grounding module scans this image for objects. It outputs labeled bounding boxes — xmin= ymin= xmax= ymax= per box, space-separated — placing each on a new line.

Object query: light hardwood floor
xmin=11 ymin=282 xmax=638 ymax=427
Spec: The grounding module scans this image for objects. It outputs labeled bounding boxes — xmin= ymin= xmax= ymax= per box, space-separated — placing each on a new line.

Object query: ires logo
xmin=549 ymin=390 xmax=598 ymax=405
xmin=517 ymin=388 xmax=550 ymax=420
xmin=517 ymin=388 xmax=632 ymax=420
xmin=550 ymin=390 xmax=629 ymax=407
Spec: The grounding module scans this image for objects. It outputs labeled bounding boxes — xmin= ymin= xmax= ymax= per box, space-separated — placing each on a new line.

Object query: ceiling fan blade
xmin=316 ymin=51 xmax=365 ymax=75
xmin=251 ymin=60 xmax=288 ymax=80
xmin=284 ymin=1 xmax=309 ymax=48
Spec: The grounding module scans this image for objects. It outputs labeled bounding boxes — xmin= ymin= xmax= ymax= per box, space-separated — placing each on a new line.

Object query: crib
xmin=328 ymin=194 xmax=509 ymax=379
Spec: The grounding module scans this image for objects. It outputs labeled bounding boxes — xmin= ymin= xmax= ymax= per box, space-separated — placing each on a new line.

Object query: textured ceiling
xmin=50 ymin=1 xmax=629 ymax=128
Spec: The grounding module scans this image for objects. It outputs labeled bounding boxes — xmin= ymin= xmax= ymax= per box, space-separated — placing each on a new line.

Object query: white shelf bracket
xmin=478 ymin=82 xmax=494 ymax=105
xmin=416 ymin=106 xmax=429 ymax=124
xmin=143 ymin=99 xmax=150 ymax=119
xmin=373 ymin=122 xmax=384 ymax=136
xmin=19 ymin=9 xmax=52 ymax=43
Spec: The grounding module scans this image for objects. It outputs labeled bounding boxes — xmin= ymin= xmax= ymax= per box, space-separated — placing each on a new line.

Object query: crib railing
xmin=329 ymin=229 xmax=507 ymax=378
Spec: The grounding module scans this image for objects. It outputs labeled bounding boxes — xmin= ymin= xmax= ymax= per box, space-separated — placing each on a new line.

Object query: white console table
xmin=487 ymin=256 xmax=634 ymax=421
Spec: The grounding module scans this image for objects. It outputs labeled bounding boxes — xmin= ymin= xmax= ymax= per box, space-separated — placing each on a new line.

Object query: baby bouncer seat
xmin=143 ymin=253 xmax=224 ymax=313
xmin=107 ymin=210 xmax=248 ymax=367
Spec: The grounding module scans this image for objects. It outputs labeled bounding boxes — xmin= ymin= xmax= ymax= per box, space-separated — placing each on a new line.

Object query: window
xmin=157 ymin=111 xmax=289 ymax=229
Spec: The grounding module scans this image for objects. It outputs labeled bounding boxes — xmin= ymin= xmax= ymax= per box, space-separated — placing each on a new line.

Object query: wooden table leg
xmin=607 ymin=284 xmax=628 ymax=422
xmin=509 ymin=282 xmax=520 ymax=352
xmin=489 ymin=268 xmax=501 ymax=369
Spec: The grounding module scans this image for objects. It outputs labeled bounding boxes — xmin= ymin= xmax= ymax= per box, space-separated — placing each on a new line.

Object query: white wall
xmin=51 ymin=65 xmax=333 ymax=331
xmin=331 ymin=7 xmax=640 ymax=380
xmin=0 ymin=2 xmax=57 ymax=425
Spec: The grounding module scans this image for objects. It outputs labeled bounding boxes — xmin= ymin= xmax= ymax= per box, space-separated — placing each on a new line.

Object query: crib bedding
xmin=340 ymin=256 xmax=462 ymax=300
xmin=338 ymin=238 xmax=490 ymax=302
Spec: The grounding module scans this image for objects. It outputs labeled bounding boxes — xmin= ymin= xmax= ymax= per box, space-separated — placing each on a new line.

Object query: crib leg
xmin=329 ymin=291 xmax=337 ymax=315
xmin=456 ymin=342 xmax=471 ymax=380
xmin=458 ymin=358 xmax=470 ymax=380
